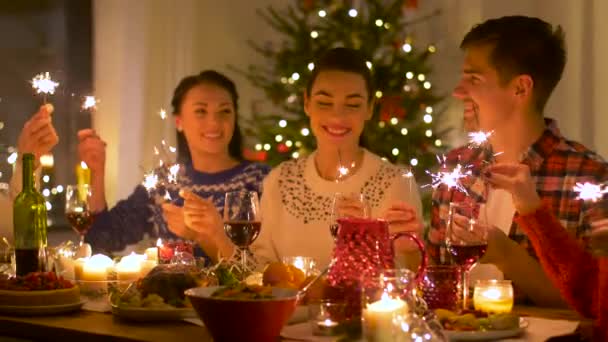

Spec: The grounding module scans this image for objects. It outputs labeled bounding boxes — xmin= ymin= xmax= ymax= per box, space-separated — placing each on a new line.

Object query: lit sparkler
xmin=159 ymin=108 xmax=167 ymax=120
xmin=425 ymin=155 xmax=473 ymax=194
xmin=142 ymin=172 xmax=159 ymax=192
xmin=82 ymin=96 xmax=98 ymax=111
xmin=167 ymin=164 xmax=180 ymax=184
xmin=468 ymin=130 xmax=493 ymax=147
xmin=31 ymin=72 xmax=59 ymax=103
xmin=574 ymin=182 xmax=608 ymax=202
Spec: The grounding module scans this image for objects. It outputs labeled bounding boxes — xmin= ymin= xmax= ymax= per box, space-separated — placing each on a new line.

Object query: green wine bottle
xmin=13 ymin=153 xmax=48 ymax=276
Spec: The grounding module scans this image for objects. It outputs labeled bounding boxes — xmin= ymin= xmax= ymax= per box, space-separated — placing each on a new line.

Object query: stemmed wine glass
xmin=329 ymin=192 xmax=370 ymax=239
xmin=223 ymin=191 xmax=261 ymax=270
xmin=65 ymin=184 xmax=93 ymax=246
xmin=445 ymin=201 xmax=489 ymax=310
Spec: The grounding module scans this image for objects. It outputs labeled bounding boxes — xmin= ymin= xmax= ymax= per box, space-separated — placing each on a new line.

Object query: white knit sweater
xmin=253 ymin=149 xmax=422 ymax=268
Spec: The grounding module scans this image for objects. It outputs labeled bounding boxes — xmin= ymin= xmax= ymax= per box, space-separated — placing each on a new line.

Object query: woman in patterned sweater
xmin=81 ymin=71 xmax=270 ymax=260
xmin=248 ymin=48 xmax=424 ymax=269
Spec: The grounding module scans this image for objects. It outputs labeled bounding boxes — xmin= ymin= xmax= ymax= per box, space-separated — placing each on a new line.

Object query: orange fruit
xmin=263 ymin=262 xmax=291 ymax=286
xmin=287 ymin=265 xmax=306 ymax=288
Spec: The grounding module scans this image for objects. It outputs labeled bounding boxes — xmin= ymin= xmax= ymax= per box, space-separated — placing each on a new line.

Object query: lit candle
xmin=116 ymin=253 xmax=144 ymax=282
xmin=473 ymin=280 xmax=514 ymax=314
xmin=145 ymin=247 xmax=158 ymax=262
xmin=282 ymin=256 xmax=315 ymax=276
xmin=157 ymin=238 xmax=174 ymax=264
xmin=74 ymin=257 xmax=88 ymax=280
xmin=313 ymin=318 xmax=339 ymax=336
xmin=363 ymin=293 xmax=408 ymax=342
xmin=81 ymin=254 xmax=113 ymax=281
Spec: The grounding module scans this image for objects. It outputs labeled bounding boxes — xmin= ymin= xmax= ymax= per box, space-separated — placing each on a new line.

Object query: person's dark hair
xmin=460 ymin=16 xmax=566 ymax=113
xmin=171 ymin=70 xmax=243 ymax=163
xmin=306 ymin=48 xmax=373 ymax=148
xmin=306 ymin=47 xmax=374 ymax=102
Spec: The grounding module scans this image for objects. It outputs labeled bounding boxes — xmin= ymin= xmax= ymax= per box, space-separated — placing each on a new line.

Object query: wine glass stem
xmin=462 ymin=267 xmax=469 ymax=310
xmin=241 ymin=248 xmax=247 ymax=269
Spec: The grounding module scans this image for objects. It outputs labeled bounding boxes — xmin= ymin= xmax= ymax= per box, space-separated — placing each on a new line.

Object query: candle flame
xmin=159 ymin=108 xmax=167 ymax=120
xmin=481 ymin=288 xmax=503 ymax=300
xmin=164 ymin=191 xmax=172 ymax=201
xmin=156 ymin=238 xmax=163 ymax=247
xmin=80 ymin=161 xmax=88 ymax=169
xmin=574 ymin=182 xmax=608 ymax=202
xmin=31 ymin=72 xmax=59 ymax=95
xmin=82 ymin=96 xmax=98 ymax=111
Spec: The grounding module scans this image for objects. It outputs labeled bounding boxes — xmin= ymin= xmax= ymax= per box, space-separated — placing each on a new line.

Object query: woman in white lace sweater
xmin=251 ymin=48 xmax=423 ymax=268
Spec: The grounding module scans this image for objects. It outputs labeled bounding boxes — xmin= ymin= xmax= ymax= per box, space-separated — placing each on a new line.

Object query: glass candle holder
xmin=282 ymin=256 xmax=317 ymax=276
xmin=361 ymin=269 xmax=414 ymax=342
xmin=473 ymin=280 xmax=514 ymax=314
xmin=308 ymin=300 xmax=347 ymax=336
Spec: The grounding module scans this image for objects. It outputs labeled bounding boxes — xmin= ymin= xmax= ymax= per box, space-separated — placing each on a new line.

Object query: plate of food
xmin=435 ymin=309 xmax=527 ymax=341
xmin=110 ymin=263 xmax=212 ymax=321
xmin=0 ymin=272 xmax=84 ymax=315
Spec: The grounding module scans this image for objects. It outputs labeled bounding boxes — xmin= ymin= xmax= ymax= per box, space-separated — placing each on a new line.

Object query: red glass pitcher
xmin=325 ymin=217 xmax=427 ymax=321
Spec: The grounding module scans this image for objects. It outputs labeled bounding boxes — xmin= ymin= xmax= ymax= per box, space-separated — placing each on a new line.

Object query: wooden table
xmin=0 ymin=306 xmax=592 ymax=341
xmin=0 ymin=311 xmax=211 ymax=342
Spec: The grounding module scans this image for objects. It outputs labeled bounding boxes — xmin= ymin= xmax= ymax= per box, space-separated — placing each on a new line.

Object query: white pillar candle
xmin=140 ymin=260 xmax=157 ymax=278
xmin=81 ymin=254 xmax=113 ymax=281
xmin=116 ymin=253 xmax=144 ymax=282
xmin=74 ymin=257 xmax=88 ymax=281
xmin=363 ymin=293 xmax=408 ymax=342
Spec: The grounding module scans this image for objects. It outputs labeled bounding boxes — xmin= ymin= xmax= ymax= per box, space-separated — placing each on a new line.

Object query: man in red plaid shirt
xmin=428 ymin=16 xmax=608 ymax=307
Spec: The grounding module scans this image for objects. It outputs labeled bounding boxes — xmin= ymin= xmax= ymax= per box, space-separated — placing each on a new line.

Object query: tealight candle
xmin=145 ymin=247 xmax=158 ymax=262
xmin=282 ymin=256 xmax=316 ymax=276
xmin=363 ymin=293 xmax=408 ymax=342
xmin=473 ymin=280 xmax=514 ymax=314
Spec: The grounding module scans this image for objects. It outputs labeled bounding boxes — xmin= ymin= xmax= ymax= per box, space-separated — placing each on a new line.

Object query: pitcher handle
xmin=390 ymin=232 xmax=428 ymax=283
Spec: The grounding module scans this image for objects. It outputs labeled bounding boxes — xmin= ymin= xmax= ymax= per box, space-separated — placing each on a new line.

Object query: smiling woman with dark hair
xmin=242 ymin=48 xmax=423 ymax=269
xmin=81 ymin=70 xmax=270 ymax=261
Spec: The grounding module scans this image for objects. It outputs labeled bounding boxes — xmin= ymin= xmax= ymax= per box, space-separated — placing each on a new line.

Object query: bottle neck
xmin=22 ymin=154 xmax=35 ymax=191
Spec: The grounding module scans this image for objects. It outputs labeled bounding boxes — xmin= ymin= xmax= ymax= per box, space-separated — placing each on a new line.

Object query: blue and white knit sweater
xmin=85 ymin=161 xmax=270 ymax=258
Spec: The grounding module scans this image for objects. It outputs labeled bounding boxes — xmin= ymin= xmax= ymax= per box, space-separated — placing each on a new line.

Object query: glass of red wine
xmin=65 ymin=184 xmax=93 ymax=246
xmin=329 ymin=192 xmax=370 ymax=240
xmin=223 ymin=191 xmax=261 ymax=270
xmin=445 ymin=201 xmax=489 ymax=310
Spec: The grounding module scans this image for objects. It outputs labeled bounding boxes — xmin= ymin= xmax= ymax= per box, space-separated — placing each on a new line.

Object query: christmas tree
xmin=240 ymin=0 xmax=449 ymax=184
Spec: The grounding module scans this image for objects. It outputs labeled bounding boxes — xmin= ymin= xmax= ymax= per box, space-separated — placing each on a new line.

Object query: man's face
xmin=452 ymin=44 xmax=517 ymax=133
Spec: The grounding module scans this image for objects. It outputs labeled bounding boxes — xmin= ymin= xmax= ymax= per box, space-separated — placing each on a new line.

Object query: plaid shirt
xmin=428 ymin=119 xmax=608 ymax=263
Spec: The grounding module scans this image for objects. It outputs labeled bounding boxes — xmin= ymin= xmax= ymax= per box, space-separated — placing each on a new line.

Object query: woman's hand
xmin=181 ymin=190 xmax=225 ymax=243
xmin=77 ymin=129 xmax=106 ymax=176
xmin=77 ymin=129 xmax=107 ymax=212
xmin=17 ymin=104 xmax=59 ymax=161
xmin=381 ymin=201 xmax=423 ymax=252
xmin=484 ymin=163 xmax=542 ymax=215
xmin=162 ymin=202 xmax=198 ymax=241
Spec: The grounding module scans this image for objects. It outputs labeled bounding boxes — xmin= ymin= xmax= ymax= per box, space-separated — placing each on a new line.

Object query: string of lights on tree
xmin=238 ymin=0 xmax=449 ymax=182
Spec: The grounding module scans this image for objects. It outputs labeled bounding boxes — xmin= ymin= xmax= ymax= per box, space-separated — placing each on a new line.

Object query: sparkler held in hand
xmin=31 ymin=72 xmax=59 ymax=104
xmin=574 ymin=182 xmax=608 ymax=203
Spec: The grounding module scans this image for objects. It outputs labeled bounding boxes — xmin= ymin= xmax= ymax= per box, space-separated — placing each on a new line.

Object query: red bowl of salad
xmin=185 ymin=284 xmax=298 ymax=342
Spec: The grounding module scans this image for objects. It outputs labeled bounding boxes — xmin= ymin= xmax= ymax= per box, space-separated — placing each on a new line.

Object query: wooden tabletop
xmin=0 ymin=311 xmax=211 ymax=342
xmin=0 ymin=306 xmax=591 ymax=342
